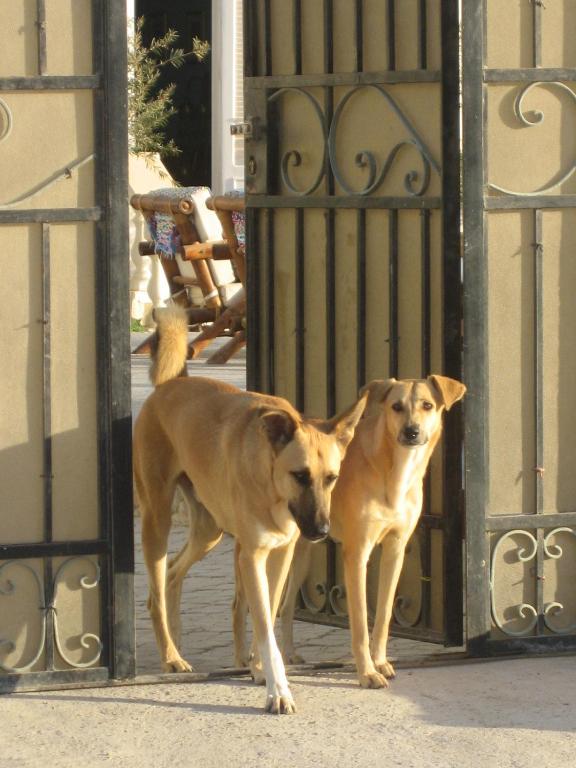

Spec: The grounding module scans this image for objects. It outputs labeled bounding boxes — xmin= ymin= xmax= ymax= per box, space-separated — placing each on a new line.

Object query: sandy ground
xmin=3 ymin=656 xmax=575 ymax=768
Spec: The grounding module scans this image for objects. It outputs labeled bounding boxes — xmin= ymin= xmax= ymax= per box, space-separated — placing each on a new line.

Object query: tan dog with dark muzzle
xmin=133 ymin=305 xmax=367 ymax=713
xmin=234 ymin=376 xmax=465 ymax=688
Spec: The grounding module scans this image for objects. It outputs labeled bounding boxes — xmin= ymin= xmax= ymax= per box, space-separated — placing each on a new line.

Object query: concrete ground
xmin=3 ymin=335 xmax=574 ymax=767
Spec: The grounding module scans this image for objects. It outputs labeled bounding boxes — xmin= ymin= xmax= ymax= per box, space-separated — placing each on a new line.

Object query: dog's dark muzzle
xmin=399 ymin=424 xmax=427 ymax=447
xmin=289 ymin=501 xmax=330 ymax=542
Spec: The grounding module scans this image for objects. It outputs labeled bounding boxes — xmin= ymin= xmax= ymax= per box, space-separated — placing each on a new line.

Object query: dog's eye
xmin=422 ymin=401 xmax=434 ymax=411
xmin=325 ymin=474 xmax=338 ymax=486
xmin=391 ymin=402 xmax=403 ymax=412
xmin=291 ymin=470 xmax=311 ymax=486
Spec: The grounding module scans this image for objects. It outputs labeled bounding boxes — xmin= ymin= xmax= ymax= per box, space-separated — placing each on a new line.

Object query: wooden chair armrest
xmin=180 ymin=241 xmax=232 ymax=262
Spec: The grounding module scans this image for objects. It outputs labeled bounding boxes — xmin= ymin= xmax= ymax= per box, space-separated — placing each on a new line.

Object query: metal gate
xmin=0 ymin=0 xmax=133 ymax=692
xmin=463 ymin=0 xmax=576 ymax=654
xmin=244 ymin=1 xmax=463 ymax=646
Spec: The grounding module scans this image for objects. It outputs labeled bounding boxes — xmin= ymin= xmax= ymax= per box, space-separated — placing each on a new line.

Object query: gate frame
xmin=0 ymin=0 xmax=134 ymax=693
xmin=462 ymin=0 xmax=576 ymax=656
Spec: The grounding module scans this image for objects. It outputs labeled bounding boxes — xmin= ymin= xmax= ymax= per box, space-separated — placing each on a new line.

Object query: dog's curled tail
xmin=149 ymin=305 xmax=188 ymax=387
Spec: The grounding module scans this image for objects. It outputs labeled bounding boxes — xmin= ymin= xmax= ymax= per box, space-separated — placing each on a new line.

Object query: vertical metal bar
xmin=440 ymin=0 xmax=466 ymax=648
xmin=264 ymin=0 xmax=272 ymax=77
xmin=295 ymin=209 xmax=305 ymax=411
xmin=293 ymin=0 xmax=302 ymax=75
xmin=41 ymin=222 xmax=55 ymax=670
xmin=357 ymin=208 xmax=366 ymax=391
xmin=421 ymin=209 xmax=431 ymax=377
xmin=533 ymin=0 xmax=542 ymax=69
xmin=246 ymin=208 xmax=260 ymax=391
xmin=389 ymin=209 xmax=399 ymax=378
xmin=267 ymin=208 xmax=276 ymax=395
xmin=533 ymin=209 xmax=545 ymax=632
xmin=243 ymin=0 xmax=257 ymax=77
xmin=419 ymin=0 xmax=428 ymax=70
xmin=420 ymin=207 xmax=432 ymax=630
xmin=323 ymin=0 xmax=334 ymax=75
xmin=96 ymin=0 xmax=134 ymax=680
xmin=326 ymin=210 xmax=336 ymax=416
xmin=534 ymin=208 xmax=544 ymax=515
xmin=387 ymin=0 xmax=396 ymax=72
xmin=462 ymin=0 xmax=490 ymax=655
xmin=355 ymin=0 xmax=364 ymax=73
xmin=37 ymin=0 xmax=47 ymax=76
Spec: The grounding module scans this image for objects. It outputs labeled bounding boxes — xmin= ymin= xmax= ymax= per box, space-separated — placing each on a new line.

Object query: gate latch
xmin=229 ymin=117 xmax=263 ymax=141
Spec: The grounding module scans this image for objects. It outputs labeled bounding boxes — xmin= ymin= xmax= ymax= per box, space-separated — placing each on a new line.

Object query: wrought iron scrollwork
xmin=0 ymin=557 xmax=102 ymax=673
xmin=299 ymin=579 xmax=328 ymax=614
xmin=268 ymin=87 xmax=328 ymax=196
xmin=542 ymin=528 xmax=576 ymax=634
xmin=268 ymin=84 xmax=440 ymax=197
xmin=488 ymin=81 xmax=576 ymax=196
xmin=0 ymin=98 xmax=13 ymax=143
xmin=490 ymin=527 xmax=576 ymax=637
xmin=0 ymin=562 xmax=47 ymax=673
xmin=490 ymin=530 xmax=538 ymax=637
xmin=328 ymin=85 xmax=439 ymax=197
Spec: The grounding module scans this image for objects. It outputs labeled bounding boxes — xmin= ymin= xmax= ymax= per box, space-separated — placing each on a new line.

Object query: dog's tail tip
xmin=149 ymin=305 xmax=189 ymax=387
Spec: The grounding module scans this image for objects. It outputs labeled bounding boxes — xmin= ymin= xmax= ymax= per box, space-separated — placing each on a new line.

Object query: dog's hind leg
xmin=139 ymin=474 xmax=192 ymax=673
xmin=279 ymin=537 xmax=312 ymax=664
xmin=166 ymin=477 xmax=223 ymax=650
xmin=232 ymin=541 xmax=250 ymax=667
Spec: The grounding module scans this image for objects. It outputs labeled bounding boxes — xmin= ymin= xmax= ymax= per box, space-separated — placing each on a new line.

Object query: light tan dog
xmin=234 ymin=376 xmax=466 ymax=687
xmin=133 ymin=306 xmax=367 ymax=714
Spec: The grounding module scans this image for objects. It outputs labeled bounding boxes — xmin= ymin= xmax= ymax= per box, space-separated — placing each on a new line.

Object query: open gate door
xmin=0 ymin=1 xmax=133 ymax=691
xmin=463 ymin=0 xmax=576 ymax=655
xmin=244 ymin=1 xmax=463 ymax=646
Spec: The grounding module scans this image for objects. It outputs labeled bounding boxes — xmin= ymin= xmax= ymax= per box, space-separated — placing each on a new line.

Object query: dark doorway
xmin=136 ymin=0 xmax=212 ymax=186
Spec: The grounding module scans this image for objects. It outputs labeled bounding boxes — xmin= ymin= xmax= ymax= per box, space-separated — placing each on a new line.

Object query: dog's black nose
xmin=404 ymin=425 xmax=420 ymax=441
xmin=317 ymin=522 xmax=330 ymax=538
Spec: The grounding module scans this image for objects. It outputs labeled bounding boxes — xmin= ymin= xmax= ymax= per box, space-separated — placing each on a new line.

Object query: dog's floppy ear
xmin=261 ymin=409 xmax=299 ymax=452
xmin=358 ymin=379 xmax=397 ymax=418
xmin=428 ymin=375 xmax=466 ymax=411
xmin=327 ymin=393 xmax=368 ymax=452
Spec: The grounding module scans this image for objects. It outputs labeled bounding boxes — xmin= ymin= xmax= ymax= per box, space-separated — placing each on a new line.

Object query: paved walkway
xmin=131 ymin=334 xmax=432 ymax=675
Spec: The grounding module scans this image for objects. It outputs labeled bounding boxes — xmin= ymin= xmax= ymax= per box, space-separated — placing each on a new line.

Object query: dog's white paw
xmin=162 ymin=656 xmax=193 ymax=673
xmin=265 ymin=691 xmax=297 ymax=715
xmin=358 ymin=669 xmax=389 ymax=689
xmin=374 ymin=659 xmax=396 ymax=679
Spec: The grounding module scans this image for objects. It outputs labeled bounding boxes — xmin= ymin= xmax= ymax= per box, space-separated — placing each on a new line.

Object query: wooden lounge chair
xmin=130 ymin=187 xmax=245 ymax=363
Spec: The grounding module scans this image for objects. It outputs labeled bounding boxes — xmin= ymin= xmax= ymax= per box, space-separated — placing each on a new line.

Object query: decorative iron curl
xmin=328 ymin=84 xmax=440 ymax=197
xmin=328 ymin=584 xmax=348 ymax=617
xmin=490 ymin=530 xmax=539 ymax=637
xmin=0 ymin=562 xmax=46 ymax=673
xmin=489 ymin=81 xmax=576 ymax=196
xmin=0 ymin=556 xmax=103 ymax=673
xmin=268 ymin=87 xmax=328 ymax=196
xmin=298 ymin=580 xmax=328 ymax=615
xmin=0 ymin=97 xmax=13 ymax=143
xmin=52 ymin=557 xmax=102 ymax=668
xmin=543 ymin=527 xmax=576 ymax=635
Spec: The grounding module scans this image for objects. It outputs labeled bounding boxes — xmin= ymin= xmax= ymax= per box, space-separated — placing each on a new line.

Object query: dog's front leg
xmin=237 ymin=546 xmax=296 ymax=714
xmin=343 ymin=542 xmax=388 ymax=689
xmin=370 ymin=531 xmax=411 ymax=679
xmin=279 ymin=537 xmax=313 ymax=664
